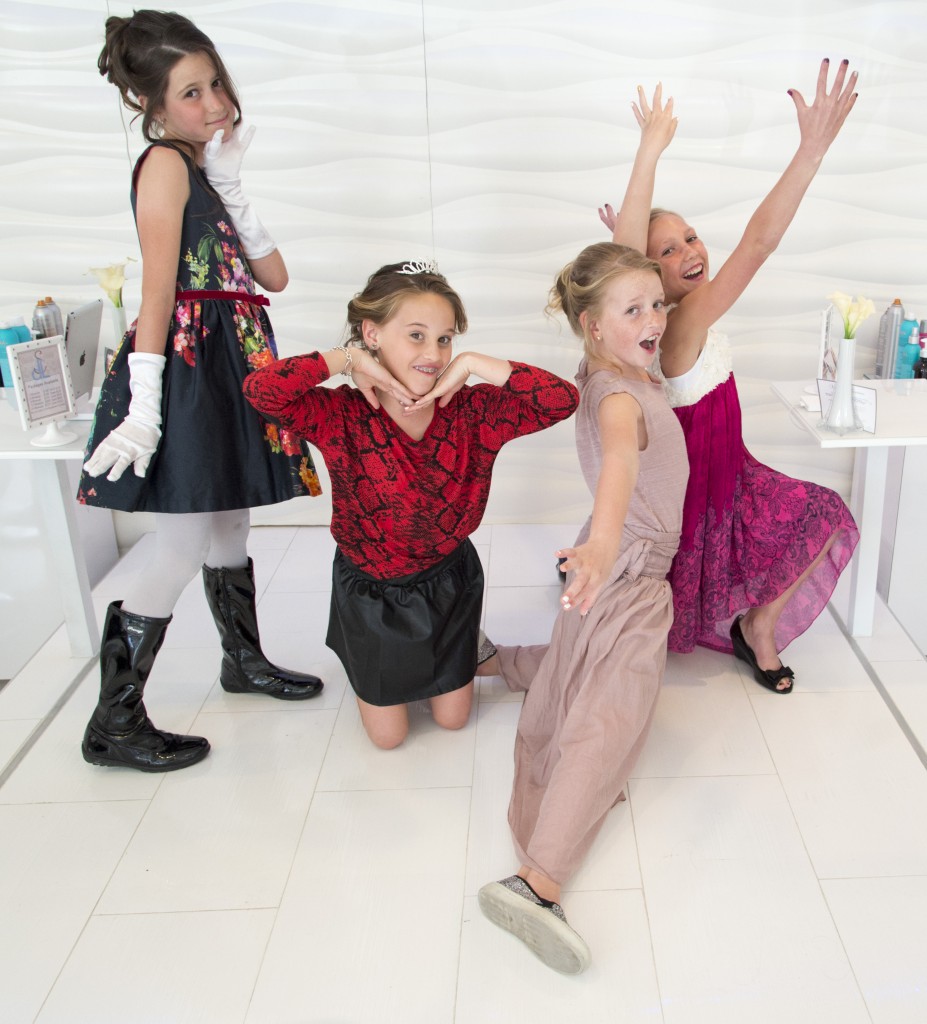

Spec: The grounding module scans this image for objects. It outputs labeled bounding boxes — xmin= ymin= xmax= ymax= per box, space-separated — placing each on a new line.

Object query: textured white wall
xmin=2 ymin=0 xmax=925 ymax=533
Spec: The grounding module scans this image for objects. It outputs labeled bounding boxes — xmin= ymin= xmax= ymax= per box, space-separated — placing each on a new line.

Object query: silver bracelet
xmin=334 ymin=344 xmax=354 ymax=381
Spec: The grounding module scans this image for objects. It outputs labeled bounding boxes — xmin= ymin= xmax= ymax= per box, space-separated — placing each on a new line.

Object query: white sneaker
xmin=478 ymin=875 xmax=591 ymax=974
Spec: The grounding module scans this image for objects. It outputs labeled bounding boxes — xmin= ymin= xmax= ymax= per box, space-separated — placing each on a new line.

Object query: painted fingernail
xmin=824 ymin=57 xmax=830 ymax=63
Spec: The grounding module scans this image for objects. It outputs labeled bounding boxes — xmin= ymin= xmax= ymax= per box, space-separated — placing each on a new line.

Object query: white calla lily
xmin=828 ymin=290 xmax=875 ymax=339
xmin=87 ymin=257 xmax=137 ymax=309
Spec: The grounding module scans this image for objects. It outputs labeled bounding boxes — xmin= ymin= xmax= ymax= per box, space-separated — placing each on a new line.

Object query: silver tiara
xmin=396 ymin=259 xmax=440 ymax=276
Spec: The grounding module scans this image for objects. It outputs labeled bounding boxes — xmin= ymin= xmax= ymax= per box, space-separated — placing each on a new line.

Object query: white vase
xmin=822 ymin=335 xmax=862 ymax=433
xmin=105 ymin=304 xmax=128 ymax=374
xmin=110 ymin=304 xmax=127 ymax=344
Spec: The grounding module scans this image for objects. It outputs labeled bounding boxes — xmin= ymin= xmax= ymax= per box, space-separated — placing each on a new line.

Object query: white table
xmin=0 ymin=396 xmax=100 ymax=658
xmin=770 ymin=378 xmax=927 ymax=636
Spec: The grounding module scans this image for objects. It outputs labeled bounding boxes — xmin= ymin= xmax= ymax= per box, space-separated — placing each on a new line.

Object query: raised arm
xmin=599 ymin=83 xmax=678 ymax=254
xmin=673 ymin=58 xmax=858 ymax=334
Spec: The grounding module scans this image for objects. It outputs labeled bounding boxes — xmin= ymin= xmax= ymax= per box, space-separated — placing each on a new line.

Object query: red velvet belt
xmin=176 ymin=289 xmax=269 ymax=307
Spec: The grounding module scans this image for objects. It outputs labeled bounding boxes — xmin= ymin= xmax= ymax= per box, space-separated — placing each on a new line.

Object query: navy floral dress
xmin=78 ymin=141 xmax=321 ymax=513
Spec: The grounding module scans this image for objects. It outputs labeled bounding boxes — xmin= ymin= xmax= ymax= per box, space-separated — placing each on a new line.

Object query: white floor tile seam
xmin=812 ymin=879 xmax=877 ymax=1023
xmin=826 ymin=609 xmax=927 ymax=772
xmin=314 ymin=783 xmax=477 ymax=795
xmin=34 ymin=801 xmax=168 ymax=1017
xmin=630 ymin=787 xmax=669 ymax=1024
xmin=0 ymin=658 xmax=96 ymax=791
xmin=87 ymin=905 xmax=284 ymax=918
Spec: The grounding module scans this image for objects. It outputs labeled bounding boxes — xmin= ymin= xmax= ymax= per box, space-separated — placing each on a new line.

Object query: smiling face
xmin=152 ymin=51 xmax=234 ymax=156
xmin=646 ymin=213 xmax=710 ymax=304
xmin=364 ymin=293 xmax=456 ymax=397
xmin=585 ymin=269 xmax=666 ymax=377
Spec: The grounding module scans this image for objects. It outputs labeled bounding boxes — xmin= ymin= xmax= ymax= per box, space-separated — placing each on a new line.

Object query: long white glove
xmin=203 ymin=124 xmax=276 ymax=260
xmin=83 ymin=352 xmax=165 ymax=482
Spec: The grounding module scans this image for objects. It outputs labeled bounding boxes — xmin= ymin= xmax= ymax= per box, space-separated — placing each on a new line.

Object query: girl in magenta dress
xmin=244 ymin=262 xmax=578 ymax=748
xmin=602 ymin=61 xmax=861 ymax=693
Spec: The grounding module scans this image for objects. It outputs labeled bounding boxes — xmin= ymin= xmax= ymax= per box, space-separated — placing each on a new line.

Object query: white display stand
xmin=881 ymin=446 xmax=927 ymax=656
xmin=770 ymin=378 xmax=927 ymax=637
xmin=0 ymin=391 xmax=117 ymax=676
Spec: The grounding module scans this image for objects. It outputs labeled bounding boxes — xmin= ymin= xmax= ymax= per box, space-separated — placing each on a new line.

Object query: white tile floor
xmin=2 ymin=524 xmax=927 ymax=1024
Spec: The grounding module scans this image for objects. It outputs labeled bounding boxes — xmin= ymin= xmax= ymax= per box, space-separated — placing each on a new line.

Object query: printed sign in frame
xmin=7 ymin=334 xmax=76 ymax=431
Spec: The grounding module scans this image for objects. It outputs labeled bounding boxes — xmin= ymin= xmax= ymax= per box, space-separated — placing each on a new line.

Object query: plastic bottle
xmin=916 ymin=321 xmax=927 ymax=380
xmin=875 ymin=298 xmax=904 ymax=378
xmin=0 ymin=321 xmax=17 ymax=386
xmin=0 ymin=316 xmax=32 ymax=387
xmin=894 ymin=316 xmax=921 ymax=379
xmin=915 ymin=343 xmax=927 ymax=381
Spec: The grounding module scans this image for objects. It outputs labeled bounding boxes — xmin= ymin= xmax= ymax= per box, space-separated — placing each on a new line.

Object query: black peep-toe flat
xmin=730 ymin=615 xmax=794 ymax=695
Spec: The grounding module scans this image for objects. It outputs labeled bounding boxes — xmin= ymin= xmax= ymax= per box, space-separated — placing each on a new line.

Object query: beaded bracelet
xmin=334 ymin=343 xmax=354 ymax=380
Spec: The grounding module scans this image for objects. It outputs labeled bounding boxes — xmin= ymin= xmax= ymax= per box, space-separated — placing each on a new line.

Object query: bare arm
xmin=602 ymin=83 xmax=677 ymax=254
xmin=249 ymin=249 xmax=288 ymax=293
xmin=558 ymin=392 xmax=641 ymax=615
xmin=670 ymin=58 xmax=858 ymax=337
xmin=133 ymin=146 xmax=189 ymax=355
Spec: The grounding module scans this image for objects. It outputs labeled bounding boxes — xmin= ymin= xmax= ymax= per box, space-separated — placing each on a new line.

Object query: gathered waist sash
xmin=176 ymin=289 xmax=269 ymax=307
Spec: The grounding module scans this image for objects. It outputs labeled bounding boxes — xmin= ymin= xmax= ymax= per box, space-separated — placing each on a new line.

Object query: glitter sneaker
xmin=476 ymin=629 xmax=497 ymax=666
xmin=477 ymin=875 xmax=591 ymax=974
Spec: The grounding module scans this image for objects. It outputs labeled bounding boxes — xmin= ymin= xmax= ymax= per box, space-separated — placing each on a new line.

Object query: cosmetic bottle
xmin=894 ymin=317 xmax=921 ymax=379
xmin=42 ymin=296 xmax=64 ymax=337
xmin=875 ymin=298 xmax=904 ymax=378
xmin=0 ymin=321 xmax=17 ymax=386
xmin=0 ymin=316 xmax=32 ymax=387
xmin=915 ymin=338 xmax=927 ymax=380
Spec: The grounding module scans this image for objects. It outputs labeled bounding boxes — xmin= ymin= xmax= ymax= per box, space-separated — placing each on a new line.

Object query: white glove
xmin=203 ymin=124 xmax=276 ymax=260
xmin=84 ymin=352 xmax=165 ymax=482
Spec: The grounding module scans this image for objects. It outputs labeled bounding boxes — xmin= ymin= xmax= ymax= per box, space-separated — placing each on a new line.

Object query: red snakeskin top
xmin=243 ymin=352 xmax=578 ymax=578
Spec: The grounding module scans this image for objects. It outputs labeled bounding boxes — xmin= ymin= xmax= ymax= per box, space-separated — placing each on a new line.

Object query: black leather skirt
xmin=326 ymin=540 xmax=484 ymax=706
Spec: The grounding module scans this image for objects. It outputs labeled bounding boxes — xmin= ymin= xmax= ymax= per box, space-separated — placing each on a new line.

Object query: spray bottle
xmin=875 ymin=298 xmax=904 ymax=378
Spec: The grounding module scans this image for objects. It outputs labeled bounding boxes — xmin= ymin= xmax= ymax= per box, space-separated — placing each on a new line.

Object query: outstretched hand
xmin=598 ymin=203 xmax=617 ymax=233
xmin=597 ymin=83 xmax=676 ymax=240
xmin=556 ymin=538 xmax=618 ymax=616
xmin=789 ymin=58 xmax=858 ymax=159
xmin=631 ymin=82 xmax=678 ymax=152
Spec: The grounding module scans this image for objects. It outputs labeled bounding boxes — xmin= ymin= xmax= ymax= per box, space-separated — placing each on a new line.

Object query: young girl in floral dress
xmin=78 ymin=11 xmax=324 ymax=773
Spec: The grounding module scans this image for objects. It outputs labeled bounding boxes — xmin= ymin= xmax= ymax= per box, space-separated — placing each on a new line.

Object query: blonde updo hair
xmin=548 ymin=243 xmax=662 ymax=364
xmin=345 ymin=263 xmax=468 ymax=348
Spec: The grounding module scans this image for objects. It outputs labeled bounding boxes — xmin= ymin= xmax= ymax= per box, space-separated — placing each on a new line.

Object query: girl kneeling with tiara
xmin=243 ymin=261 xmax=578 ymax=749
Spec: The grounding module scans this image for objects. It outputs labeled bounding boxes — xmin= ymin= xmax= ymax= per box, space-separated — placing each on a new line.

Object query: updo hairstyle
xmin=548 ymin=243 xmax=662 ymax=365
xmin=98 ymin=10 xmax=241 ymax=143
xmin=345 ymin=263 xmax=468 ymax=350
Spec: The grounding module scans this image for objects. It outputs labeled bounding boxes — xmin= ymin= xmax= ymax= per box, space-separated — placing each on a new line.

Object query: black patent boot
xmin=82 ymin=602 xmax=210 ymax=772
xmin=202 ymin=559 xmax=323 ymax=700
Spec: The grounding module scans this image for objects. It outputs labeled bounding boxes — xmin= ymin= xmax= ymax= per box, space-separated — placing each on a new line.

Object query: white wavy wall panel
xmin=1 ymin=0 xmax=925 ymax=532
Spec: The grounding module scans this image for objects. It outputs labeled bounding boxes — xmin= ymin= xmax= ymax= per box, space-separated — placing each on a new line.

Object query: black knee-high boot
xmin=202 ymin=559 xmax=323 ymax=700
xmin=82 ymin=602 xmax=211 ymax=772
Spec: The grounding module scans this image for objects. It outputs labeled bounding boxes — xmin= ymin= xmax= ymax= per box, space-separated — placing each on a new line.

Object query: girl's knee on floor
xmin=430 ymin=681 xmax=474 ymax=731
xmin=357 ymin=698 xmax=409 ymax=749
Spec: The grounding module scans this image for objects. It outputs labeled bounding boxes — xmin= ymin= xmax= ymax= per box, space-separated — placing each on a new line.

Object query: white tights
xmin=121 ymin=509 xmax=250 ymax=619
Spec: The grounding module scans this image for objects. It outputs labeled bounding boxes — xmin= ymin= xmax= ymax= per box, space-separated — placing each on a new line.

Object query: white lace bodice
xmin=650 ymin=328 xmax=733 ymax=408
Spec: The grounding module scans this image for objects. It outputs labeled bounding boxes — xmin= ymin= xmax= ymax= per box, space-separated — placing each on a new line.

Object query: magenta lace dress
xmin=654 ymin=329 xmax=859 ymax=655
